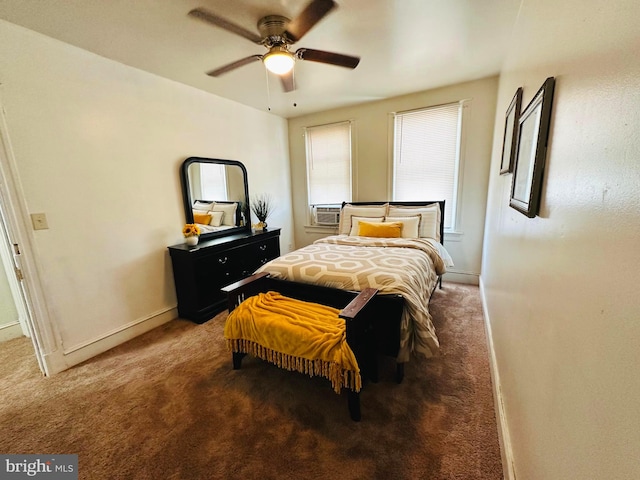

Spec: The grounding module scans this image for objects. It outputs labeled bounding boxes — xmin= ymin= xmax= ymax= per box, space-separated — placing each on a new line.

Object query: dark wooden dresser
xmin=168 ymin=228 xmax=281 ymax=323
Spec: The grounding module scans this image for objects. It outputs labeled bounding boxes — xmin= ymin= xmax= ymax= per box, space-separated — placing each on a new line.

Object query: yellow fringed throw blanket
xmin=224 ymin=291 xmax=361 ymax=393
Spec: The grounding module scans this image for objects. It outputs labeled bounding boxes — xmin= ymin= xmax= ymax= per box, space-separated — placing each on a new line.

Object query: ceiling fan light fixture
xmin=263 ymin=47 xmax=295 ymax=75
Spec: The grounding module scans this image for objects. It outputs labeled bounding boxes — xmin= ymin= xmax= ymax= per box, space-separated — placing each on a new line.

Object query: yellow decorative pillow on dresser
xmin=358 ymin=221 xmax=402 ymax=238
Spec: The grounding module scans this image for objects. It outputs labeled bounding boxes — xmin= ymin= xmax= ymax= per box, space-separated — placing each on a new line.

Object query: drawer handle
xmin=218 ymin=256 xmax=228 ymax=264
xmin=259 ymin=245 xmax=267 ymax=251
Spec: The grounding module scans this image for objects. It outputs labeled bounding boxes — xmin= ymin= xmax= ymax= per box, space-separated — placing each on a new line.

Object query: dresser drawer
xmin=210 ymin=251 xmax=244 ymax=281
xmin=243 ymin=236 xmax=280 ymax=272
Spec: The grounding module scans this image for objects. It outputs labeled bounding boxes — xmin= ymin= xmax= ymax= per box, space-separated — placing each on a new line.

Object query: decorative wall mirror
xmin=180 ymin=157 xmax=250 ymax=240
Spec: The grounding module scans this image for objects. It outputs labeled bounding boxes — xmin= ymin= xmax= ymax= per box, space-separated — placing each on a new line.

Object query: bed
xmin=254 ymin=201 xmax=454 ymax=378
xmin=191 ymin=200 xmax=242 ymax=234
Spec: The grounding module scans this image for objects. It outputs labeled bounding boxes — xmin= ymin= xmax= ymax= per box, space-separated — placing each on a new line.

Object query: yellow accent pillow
xmin=349 ymin=216 xmax=384 ymax=236
xmin=193 ymin=212 xmax=212 ymax=225
xmin=358 ymin=221 xmax=402 ymax=238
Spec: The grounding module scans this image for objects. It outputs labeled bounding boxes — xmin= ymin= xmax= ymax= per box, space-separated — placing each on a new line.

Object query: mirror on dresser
xmin=172 ymin=156 xmax=281 ymax=322
xmin=180 ymin=157 xmax=251 ymax=240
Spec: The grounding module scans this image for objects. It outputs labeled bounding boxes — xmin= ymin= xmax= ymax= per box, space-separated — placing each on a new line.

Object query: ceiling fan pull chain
xmin=264 ymin=67 xmax=272 ymax=111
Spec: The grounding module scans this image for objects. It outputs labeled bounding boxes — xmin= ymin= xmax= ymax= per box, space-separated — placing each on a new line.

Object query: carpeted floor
xmin=0 ymin=282 xmax=502 ymax=479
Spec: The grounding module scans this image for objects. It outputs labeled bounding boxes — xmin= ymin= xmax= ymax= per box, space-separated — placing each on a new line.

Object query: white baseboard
xmin=0 ymin=321 xmax=23 ymax=342
xmin=43 ymin=307 xmax=178 ymax=375
xmin=442 ymin=270 xmax=479 ymax=285
xmin=479 ymin=277 xmax=516 ymax=480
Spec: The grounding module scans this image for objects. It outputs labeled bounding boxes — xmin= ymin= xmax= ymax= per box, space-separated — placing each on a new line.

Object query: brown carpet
xmin=0 ymin=282 xmax=502 ymax=479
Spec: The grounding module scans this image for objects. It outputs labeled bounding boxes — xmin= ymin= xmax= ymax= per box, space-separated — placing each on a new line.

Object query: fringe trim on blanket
xmin=227 ymin=338 xmax=362 ymax=393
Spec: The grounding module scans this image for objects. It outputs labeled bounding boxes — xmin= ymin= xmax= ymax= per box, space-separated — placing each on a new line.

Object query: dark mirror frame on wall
xmin=180 ymin=156 xmax=251 ymax=240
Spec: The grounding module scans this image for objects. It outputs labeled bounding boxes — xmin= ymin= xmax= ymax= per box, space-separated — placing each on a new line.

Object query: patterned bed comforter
xmin=255 ymin=235 xmax=446 ymax=362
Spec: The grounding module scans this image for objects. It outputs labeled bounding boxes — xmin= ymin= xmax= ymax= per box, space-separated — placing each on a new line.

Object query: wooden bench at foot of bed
xmin=223 ymin=272 xmax=406 ymax=381
xmin=222 ymin=272 xmax=381 ymax=421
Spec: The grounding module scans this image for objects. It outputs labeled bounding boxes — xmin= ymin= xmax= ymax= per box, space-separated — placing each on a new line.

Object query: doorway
xmin=0 ymin=100 xmax=46 ymax=375
xmin=0 ymin=213 xmax=29 ymax=343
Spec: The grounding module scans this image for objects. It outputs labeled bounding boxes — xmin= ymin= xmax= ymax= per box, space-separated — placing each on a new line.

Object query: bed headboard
xmin=341 ymin=200 xmax=446 ymax=245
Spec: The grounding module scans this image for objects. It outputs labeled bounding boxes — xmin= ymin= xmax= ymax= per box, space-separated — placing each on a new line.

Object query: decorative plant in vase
xmin=182 ymin=223 xmax=201 ymax=246
xmin=250 ymin=193 xmax=274 ymax=231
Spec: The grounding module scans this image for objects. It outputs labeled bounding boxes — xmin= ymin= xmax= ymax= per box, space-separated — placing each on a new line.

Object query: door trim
xmin=0 ymin=96 xmax=66 ymax=375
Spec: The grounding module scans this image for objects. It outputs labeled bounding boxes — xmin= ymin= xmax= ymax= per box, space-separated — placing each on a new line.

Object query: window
xmin=189 ymin=162 xmax=227 ymax=200
xmin=200 ymin=163 xmax=227 ymax=200
xmin=392 ymin=101 xmax=464 ymax=230
xmin=305 ymin=121 xmax=352 ymax=207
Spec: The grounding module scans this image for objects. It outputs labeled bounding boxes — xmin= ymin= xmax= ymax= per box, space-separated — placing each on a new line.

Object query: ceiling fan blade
xmin=283 ymin=0 xmax=336 ymax=42
xmin=296 ymin=48 xmax=360 ymax=69
xmin=279 ymin=70 xmax=295 ymax=92
xmin=206 ymin=55 xmax=263 ymax=77
xmin=189 ymin=8 xmax=263 ymax=44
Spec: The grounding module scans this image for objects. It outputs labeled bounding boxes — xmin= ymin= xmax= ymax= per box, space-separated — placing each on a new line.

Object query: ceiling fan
xmin=188 ymin=0 xmax=361 ymax=92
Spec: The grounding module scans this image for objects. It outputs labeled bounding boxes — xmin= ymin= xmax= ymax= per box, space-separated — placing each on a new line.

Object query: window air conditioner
xmin=314 ymin=205 xmax=341 ymax=225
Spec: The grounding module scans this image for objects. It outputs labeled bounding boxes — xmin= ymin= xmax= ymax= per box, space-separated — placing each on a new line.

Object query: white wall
xmin=287 ymin=77 xmax=499 ymax=284
xmin=0 ymin=19 xmax=293 ymax=372
xmin=482 ymin=0 xmax=640 ymax=478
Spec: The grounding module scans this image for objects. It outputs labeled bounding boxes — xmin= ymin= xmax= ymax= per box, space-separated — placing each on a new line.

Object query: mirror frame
xmin=180 ymin=156 xmax=251 ymax=240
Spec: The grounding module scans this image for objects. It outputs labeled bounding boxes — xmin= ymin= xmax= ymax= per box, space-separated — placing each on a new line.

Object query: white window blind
xmin=200 ymin=163 xmax=227 ymax=200
xmin=393 ymin=102 xmax=462 ymax=230
xmin=305 ymin=121 xmax=352 ymax=205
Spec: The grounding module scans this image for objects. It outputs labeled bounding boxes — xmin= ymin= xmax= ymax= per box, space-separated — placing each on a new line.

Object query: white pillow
xmin=339 ymin=204 xmax=388 ymax=235
xmin=209 ymin=210 xmax=224 ymax=227
xmin=211 ymin=202 xmax=237 ymax=226
xmin=349 ymin=216 xmax=384 ymax=236
xmin=384 ymin=215 xmax=420 ymax=239
xmin=387 ymin=204 xmax=441 ymax=241
xmin=193 ymin=200 xmax=214 ymax=211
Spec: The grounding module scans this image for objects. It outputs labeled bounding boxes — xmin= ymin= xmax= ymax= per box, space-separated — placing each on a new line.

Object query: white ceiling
xmin=0 ymin=0 xmax=520 ymax=118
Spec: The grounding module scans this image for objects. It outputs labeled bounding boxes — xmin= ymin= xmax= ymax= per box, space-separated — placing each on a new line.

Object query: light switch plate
xmin=31 ymin=213 xmax=49 ymax=230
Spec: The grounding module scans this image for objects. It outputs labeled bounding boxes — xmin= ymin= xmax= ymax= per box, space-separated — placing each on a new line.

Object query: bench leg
xmin=232 ymin=352 xmax=246 ymax=369
xmin=396 ymin=362 xmax=405 ymax=384
xmin=348 ymin=391 xmax=361 ymax=422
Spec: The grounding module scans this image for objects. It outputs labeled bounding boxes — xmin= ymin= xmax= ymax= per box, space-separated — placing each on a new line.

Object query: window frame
xmin=304 ymin=120 xmax=354 ymax=225
xmin=389 ymin=100 xmax=467 ymax=233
